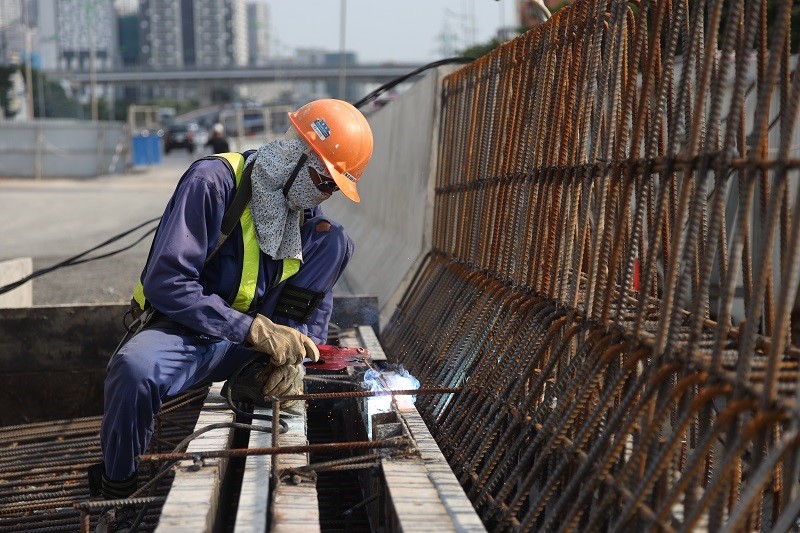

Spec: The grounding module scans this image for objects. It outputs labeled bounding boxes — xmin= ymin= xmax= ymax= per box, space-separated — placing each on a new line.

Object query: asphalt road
xmin=0 ymin=150 xmax=199 ymax=305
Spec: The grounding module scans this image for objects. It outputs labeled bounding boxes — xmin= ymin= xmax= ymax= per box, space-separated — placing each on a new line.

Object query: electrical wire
xmin=0 ymin=58 xmax=473 ymax=297
xmin=0 ymin=216 xmax=160 ymax=295
xmin=352 ymin=56 xmax=474 ymax=109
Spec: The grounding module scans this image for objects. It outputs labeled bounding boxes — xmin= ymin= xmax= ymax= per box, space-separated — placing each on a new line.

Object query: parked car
xmin=163 ymin=122 xmax=199 ymax=154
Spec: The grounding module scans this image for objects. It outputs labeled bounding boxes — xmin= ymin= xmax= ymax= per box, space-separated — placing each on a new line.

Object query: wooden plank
xmin=156 ymin=383 xmax=235 ymax=532
xmin=346 ymin=326 xmax=487 ymax=532
xmin=271 ymin=412 xmax=320 ymax=533
xmin=233 ymin=407 xmax=272 ymax=533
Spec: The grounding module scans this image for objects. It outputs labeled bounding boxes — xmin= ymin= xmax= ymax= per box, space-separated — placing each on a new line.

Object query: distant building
xmin=0 ymin=0 xmax=28 ymax=65
xmin=140 ymin=0 xmax=247 ymax=69
xmin=36 ymin=0 xmax=117 ymax=70
xmin=114 ymin=0 xmax=139 ymax=17
xmin=117 ymin=12 xmax=140 ymax=66
xmin=0 ymin=0 xmax=22 ymax=28
xmin=247 ymin=1 xmax=270 ymax=66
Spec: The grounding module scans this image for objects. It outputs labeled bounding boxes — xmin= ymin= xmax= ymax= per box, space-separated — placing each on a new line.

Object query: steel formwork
xmin=383 ymin=0 xmax=800 ymax=530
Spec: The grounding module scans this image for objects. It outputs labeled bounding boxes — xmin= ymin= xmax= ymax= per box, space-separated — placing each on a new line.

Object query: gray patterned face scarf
xmin=246 ymin=138 xmax=330 ymax=261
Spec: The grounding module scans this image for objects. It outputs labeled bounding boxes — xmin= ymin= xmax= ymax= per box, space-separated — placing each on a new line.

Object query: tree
xmin=0 ymin=66 xmax=20 ymax=119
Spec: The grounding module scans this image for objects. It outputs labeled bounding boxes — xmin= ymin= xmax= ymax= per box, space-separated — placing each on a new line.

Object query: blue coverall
xmin=100 ymin=156 xmax=353 ymax=481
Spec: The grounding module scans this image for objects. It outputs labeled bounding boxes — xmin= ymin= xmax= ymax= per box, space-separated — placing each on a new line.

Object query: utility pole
xmin=338 ymin=0 xmax=346 ymax=100
xmin=22 ymin=0 xmax=34 ymax=119
xmin=87 ymin=0 xmax=98 ymax=122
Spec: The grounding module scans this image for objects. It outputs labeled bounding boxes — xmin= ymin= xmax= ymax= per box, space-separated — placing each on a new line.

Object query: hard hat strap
xmin=282 ymin=153 xmax=309 ymax=198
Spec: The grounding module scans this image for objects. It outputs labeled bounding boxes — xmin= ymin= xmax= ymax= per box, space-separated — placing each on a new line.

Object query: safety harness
xmin=131 ymin=152 xmax=305 ymax=320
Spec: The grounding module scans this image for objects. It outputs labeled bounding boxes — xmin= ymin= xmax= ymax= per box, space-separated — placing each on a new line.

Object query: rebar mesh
xmin=383 ymin=0 xmax=800 ymax=530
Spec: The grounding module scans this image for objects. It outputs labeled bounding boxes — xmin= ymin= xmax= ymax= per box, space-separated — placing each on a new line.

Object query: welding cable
xmin=351 ymin=56 xmax=475 ymax=109
xmin=124 ymin=420 xmax=286 ymax=533
xmin=132 ymin=422 xmax=288 ymax=496
xmin=0 ymin=215 xmax=160 ymax=295
xmin=221 ymin=357 xmax=293 ymax=427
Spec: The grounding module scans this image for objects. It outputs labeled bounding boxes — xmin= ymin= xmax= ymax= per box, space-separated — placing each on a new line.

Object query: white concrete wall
xmin=324 ymin=66 xmax=462 ymax=330
xmin=0 ymin=119 xmax=125 ymax=178
xmin=0 ymin=258 xmax=32 ymax=308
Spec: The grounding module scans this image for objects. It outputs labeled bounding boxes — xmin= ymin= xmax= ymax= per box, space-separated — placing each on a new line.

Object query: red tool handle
xmin=306 ymin=344 xmax=370 ymax=371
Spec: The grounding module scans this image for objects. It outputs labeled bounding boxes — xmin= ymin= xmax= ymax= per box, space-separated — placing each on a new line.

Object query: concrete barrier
xmin=324 ymin=65 xmax=463 ymax=329
xmin=0 ymin=119 xmax=125 ymax=178
xmin=0 ymin=257 xmax=32 ymax=308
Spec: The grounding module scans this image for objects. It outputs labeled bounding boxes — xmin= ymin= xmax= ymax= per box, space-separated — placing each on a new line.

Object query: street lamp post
xmin=22 ymin=0 xmax=34 ymax=119
xmin=338 ymin=0 xmax=346 ymax=100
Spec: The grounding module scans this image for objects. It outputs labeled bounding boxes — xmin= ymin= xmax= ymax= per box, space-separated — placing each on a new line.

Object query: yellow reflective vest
xmin=132 ymin=152 xmax=300 ymax=314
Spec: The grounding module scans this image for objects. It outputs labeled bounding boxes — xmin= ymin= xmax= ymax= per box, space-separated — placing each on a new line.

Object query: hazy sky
xmin=263 ymin=0 xmax=520 ymax=64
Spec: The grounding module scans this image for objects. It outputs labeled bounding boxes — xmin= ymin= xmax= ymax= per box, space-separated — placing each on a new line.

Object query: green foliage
xmin=767 ymin=0 xmax=800 ymax=53
xmin=31 ymin=70 xmax=84 ymax=119
xmin=0 ymin=65 xmax=17 ymax=119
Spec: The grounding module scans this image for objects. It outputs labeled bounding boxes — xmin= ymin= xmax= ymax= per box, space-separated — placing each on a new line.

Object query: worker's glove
xmin=260 ymin=362 xmax=304 ymax=399
xmin=246 ymin=314 xmax=320 ymax=365
xmin=224 ymin=359 xmax=303 ymax=411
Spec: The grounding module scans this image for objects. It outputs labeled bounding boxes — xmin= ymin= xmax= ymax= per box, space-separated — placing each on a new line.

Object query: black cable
xmin=0 ymin=216 xmax=160 ymax=295
xmin=1 ymin=57 xmax=474 ymax=296
xmin=352 ymin=56 xmax=475 ymax=109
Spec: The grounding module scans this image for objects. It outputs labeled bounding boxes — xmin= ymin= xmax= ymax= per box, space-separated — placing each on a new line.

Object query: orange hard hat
xmin=288 ymin=99 xmax=373 ymax=202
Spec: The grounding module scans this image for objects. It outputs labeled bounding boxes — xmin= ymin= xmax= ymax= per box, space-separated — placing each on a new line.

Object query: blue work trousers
xmin=101 ymin=217 xmax=352 ymax=480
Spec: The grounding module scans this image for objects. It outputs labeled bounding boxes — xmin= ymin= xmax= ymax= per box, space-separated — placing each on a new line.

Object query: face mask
xmin=285 ymin=153 xmax=331 ymax=210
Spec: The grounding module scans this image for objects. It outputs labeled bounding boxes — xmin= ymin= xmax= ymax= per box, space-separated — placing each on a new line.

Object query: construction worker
xmin=205 ymin=122 xmax=230 ymax=153
xmin=88 ymin=99 xmax=373 ymax=530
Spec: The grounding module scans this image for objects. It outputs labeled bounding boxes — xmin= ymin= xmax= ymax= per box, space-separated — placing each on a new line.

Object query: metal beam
xmin=45 ymin=63 xmax=428 ymax=86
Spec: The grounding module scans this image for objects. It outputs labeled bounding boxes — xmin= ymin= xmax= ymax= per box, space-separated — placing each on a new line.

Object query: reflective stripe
xmin=234 ymin=191 xmax=260 ymax=311
xmin=133 ymin=280 xmax=146 ymax=310
xmin=217 ymin=153 xmax=259 ymax=312
xmin=278 ymin=258 xmax=301 ymax=285
xmin=132 ymin=152 xmax=298 ymax=314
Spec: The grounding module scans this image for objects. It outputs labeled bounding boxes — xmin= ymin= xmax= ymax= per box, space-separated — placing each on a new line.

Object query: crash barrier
xmin=324 ymin=67 xmax=459 ymax=328
xmin=383 ymin=0 xmax=800 ymax=530
xmin=0 ymin=119 xmax=125 ymax=178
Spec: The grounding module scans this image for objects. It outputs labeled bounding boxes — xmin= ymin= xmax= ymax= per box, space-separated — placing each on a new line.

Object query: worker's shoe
xmin=87 ymin=463 xmax=138 ymax=499
xmin=95 ymin=505 xmax=137 ymax=533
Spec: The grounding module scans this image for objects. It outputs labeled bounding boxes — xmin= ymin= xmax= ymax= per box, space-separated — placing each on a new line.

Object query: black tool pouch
xmin=273 ymin=284 xmax=325 ymax=323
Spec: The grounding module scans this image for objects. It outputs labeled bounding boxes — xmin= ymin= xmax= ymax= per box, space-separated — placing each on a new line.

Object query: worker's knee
xmin=305 ymin=218 xmax=353 ymax=258
xmin=106 ymin=350 xmax=158 ymax=399
xmin=318 ymin=219 xmax=352 ymax=251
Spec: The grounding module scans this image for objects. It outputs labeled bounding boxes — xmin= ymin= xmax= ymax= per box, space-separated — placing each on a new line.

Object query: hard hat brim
xmin=327 ymin=164 xmax=360 ymax=203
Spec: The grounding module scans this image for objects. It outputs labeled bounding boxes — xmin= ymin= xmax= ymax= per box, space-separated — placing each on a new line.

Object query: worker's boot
xmin=95 ymin=505 xmax=137 ymax=533
xmin=87 ymin=463 xmax=139 ymax=532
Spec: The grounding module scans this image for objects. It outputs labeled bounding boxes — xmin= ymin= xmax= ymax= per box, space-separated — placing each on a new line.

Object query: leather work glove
xmin=246 ymin=314 xmax=320 ymax=365
xmin=260 ymin=362 xmax=304 ymax=398
xmin=260 ymin=362 xmax=305 ymax=412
